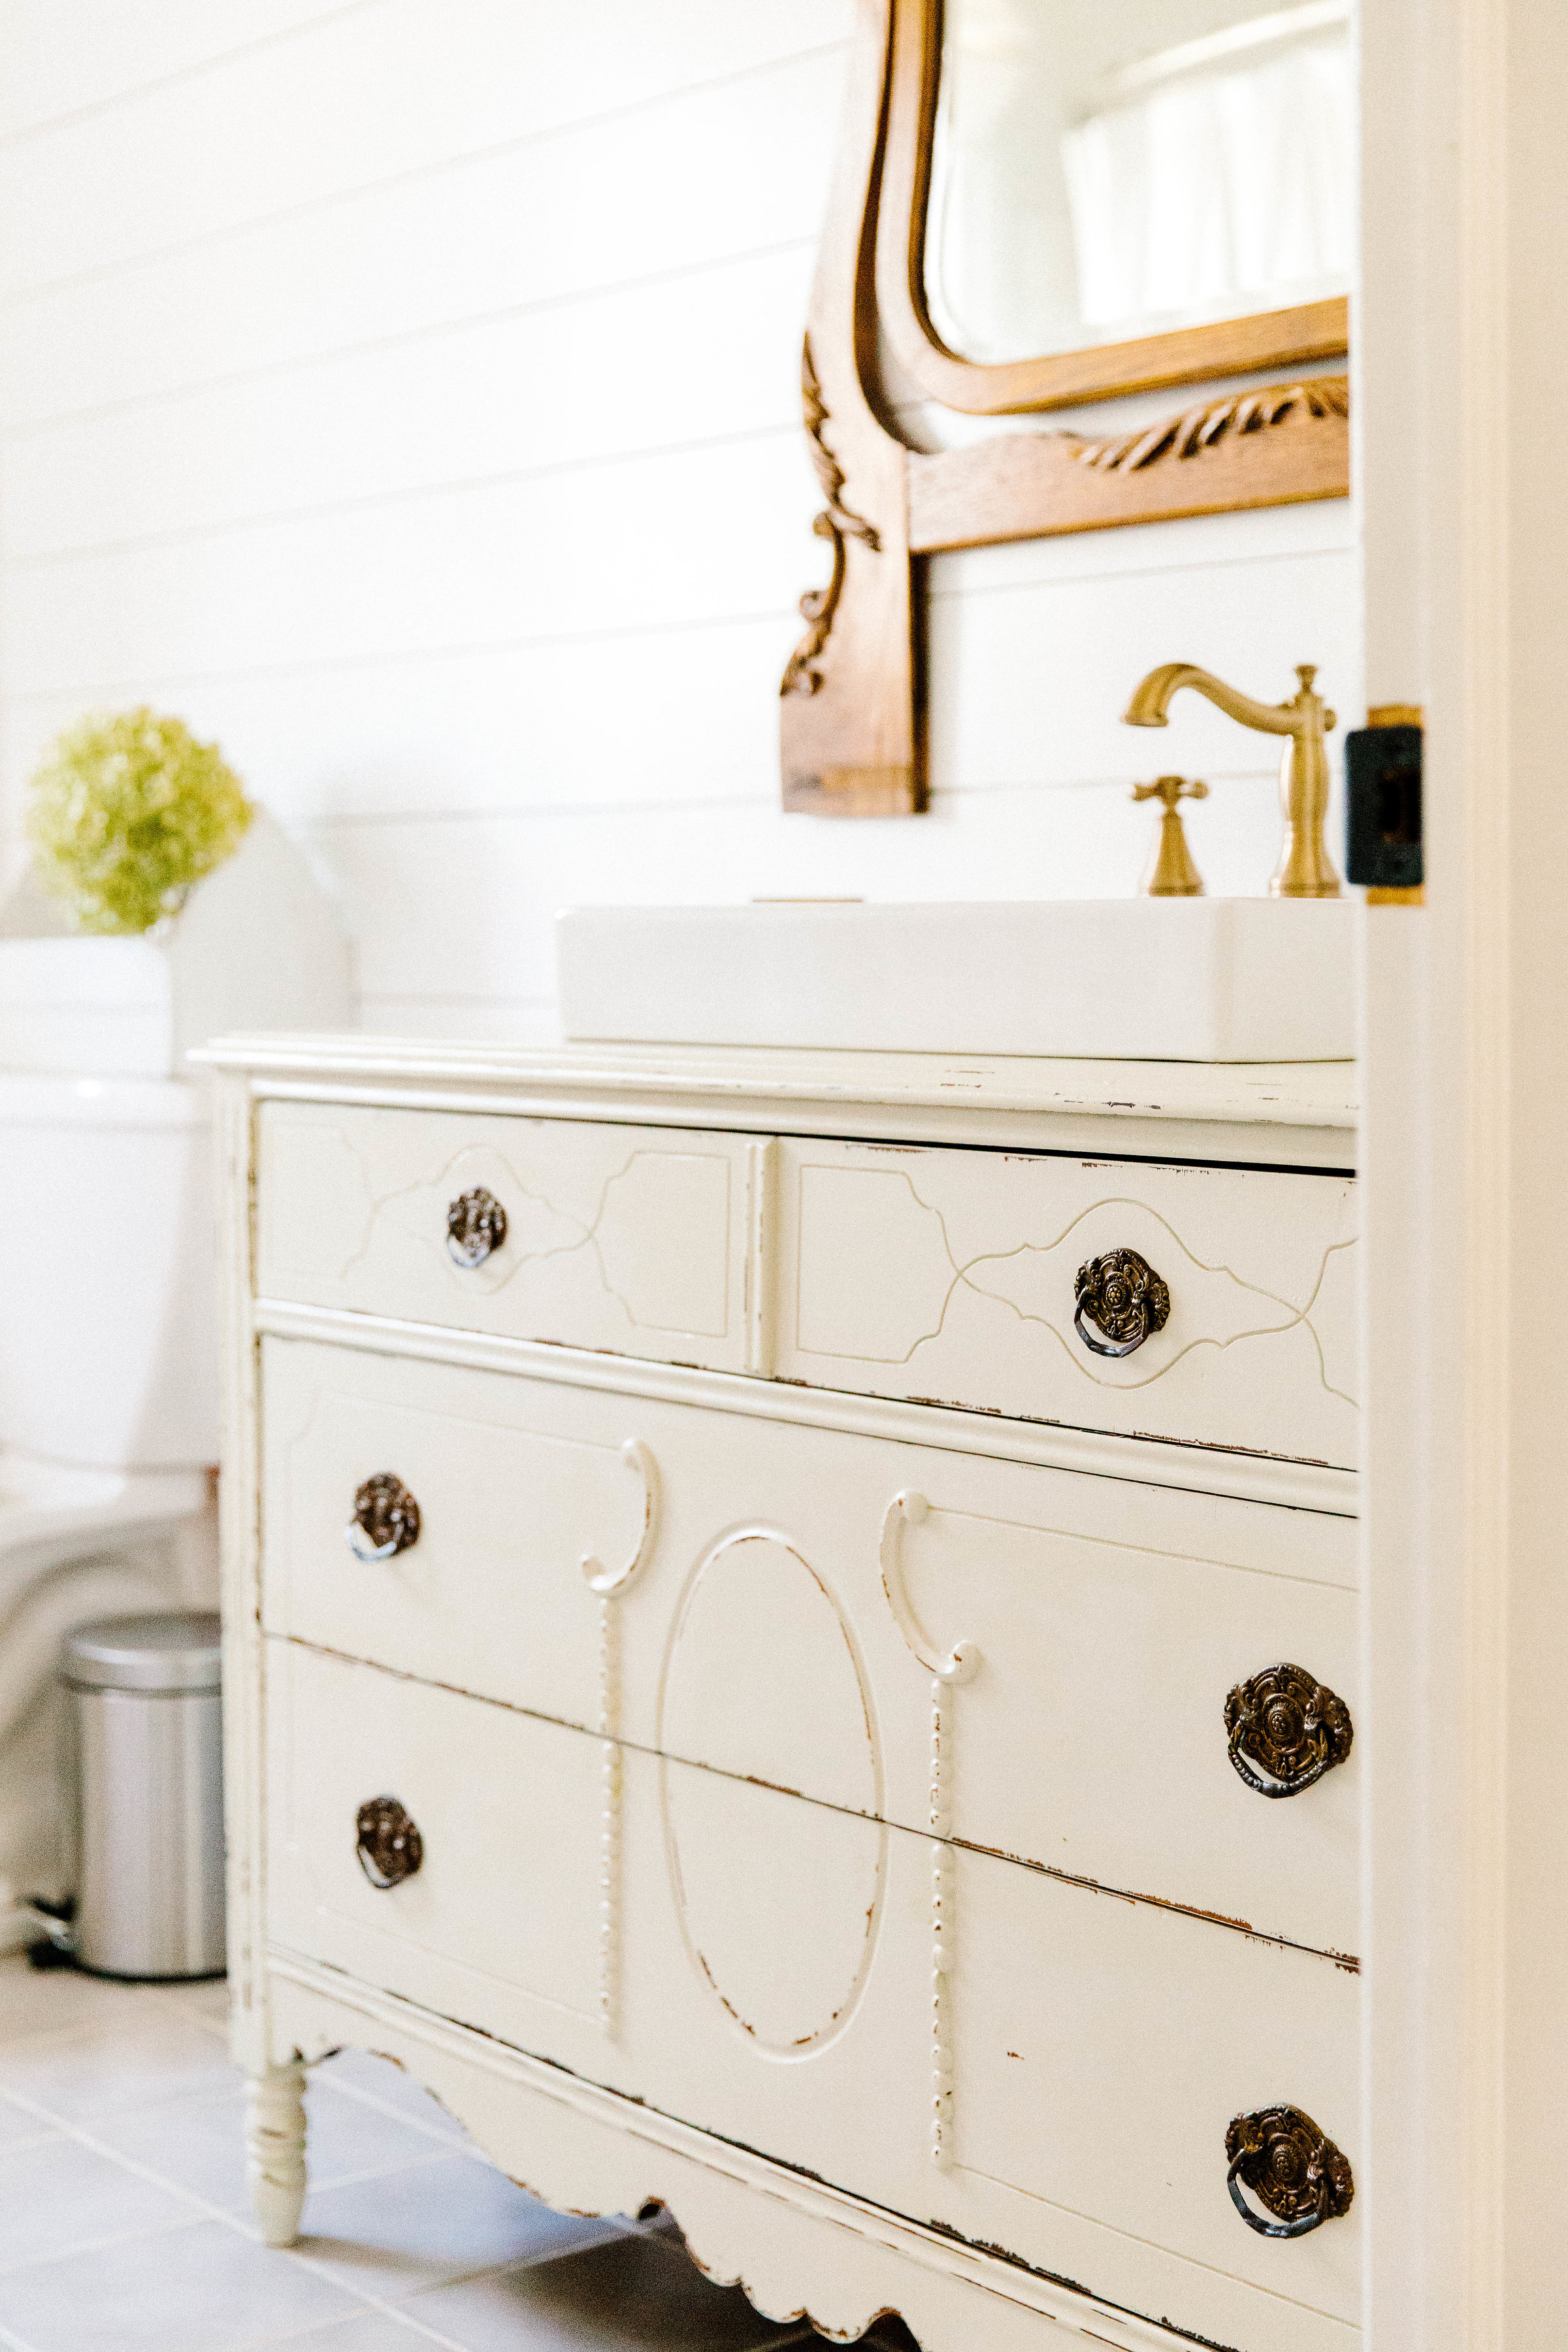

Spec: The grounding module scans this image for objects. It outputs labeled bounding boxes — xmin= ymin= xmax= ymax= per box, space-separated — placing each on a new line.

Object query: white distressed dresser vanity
xmin=207 ymin=1034 xmax=1360 ymax=2352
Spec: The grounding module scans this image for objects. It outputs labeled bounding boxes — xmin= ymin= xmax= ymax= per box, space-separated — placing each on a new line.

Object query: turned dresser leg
xmin=247 ymin=2059 xmax=308 ymax=2246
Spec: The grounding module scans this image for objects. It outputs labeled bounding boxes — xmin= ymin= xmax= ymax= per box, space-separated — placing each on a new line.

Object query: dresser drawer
xmin=255 ymin=1101 xmax=760 ymax=1374
xmin=260 ymin=1339 xmax=655 ymax=1735
xmin=610 ymin=1759 xmax=1360 ymax=2352
xmin=865 ymin=1452 xmax=1359 ymax=1957
xmin=774 ymin=1137 xmax=1358 ymax=1466
xmin=266 ymin=1641 xmax=605 ymax=2053
xmin=644 ymin=1424 xmax=1358 ymax=1955
xmin=939 ymin=1840 xmax=1361 ymax=2336
xmin=644 ymin=1422 xmax=1358 ymax=1953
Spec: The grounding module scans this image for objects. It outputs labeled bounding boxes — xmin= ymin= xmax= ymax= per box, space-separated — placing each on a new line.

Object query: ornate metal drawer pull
xmin=1073 ymin=1247 xmax=1170 ymax=1358
xmin=1225 ymin=1662 xmax=1353 ymax=1798
xmin=355 ymin=1795 xmax=423 ymax=1889
xmin=446 ymin=1186 xmax=507 ymax=1268
xmin=1226 ymin=2106 xmax=1354 ymax=2238
xmin=345 ymin=1473 xmax=421 ymax=1563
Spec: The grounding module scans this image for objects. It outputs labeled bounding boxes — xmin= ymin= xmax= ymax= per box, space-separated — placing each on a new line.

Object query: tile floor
xmin=0 ymin=1957 xmax=917 ymax=2351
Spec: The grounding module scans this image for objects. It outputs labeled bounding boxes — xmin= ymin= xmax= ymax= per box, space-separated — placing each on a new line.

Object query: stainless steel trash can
xmin=62 ymin=1611 xmax=225 ymax=1980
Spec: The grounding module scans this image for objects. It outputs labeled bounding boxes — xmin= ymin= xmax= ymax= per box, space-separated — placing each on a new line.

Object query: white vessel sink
xmin=557 ymin=899 xmax=1355 ymax=1063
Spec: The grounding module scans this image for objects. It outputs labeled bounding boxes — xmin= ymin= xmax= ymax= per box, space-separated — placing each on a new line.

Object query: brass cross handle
xmin=1224 ymin=1663 xmax=1353 ymax=1797
xmin=1132 ymin=775 xmax=1207 ymax=896
xmin=1073 ymin=1249 xmax=1170 ymax=1358
xmin=1226 ymin=2106 xmax=1354 ymax=2238
xmin=356 ymin=1796 xmax=423 ymax=1889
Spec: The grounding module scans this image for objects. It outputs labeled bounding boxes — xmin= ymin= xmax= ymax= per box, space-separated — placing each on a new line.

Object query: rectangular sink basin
xmin=557 ymin=900 xmax=1354 ymax=1063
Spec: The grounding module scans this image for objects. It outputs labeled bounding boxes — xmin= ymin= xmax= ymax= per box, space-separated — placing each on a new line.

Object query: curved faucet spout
xmin=1120 ymin=661 xmax=1340 ymax=899
xmin=1123 ymin=661 xmax=1306 ymax=741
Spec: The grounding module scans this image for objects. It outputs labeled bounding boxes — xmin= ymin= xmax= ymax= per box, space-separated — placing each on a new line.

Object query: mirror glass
xmin=924 ymin=0 xmax=1352 ymax=365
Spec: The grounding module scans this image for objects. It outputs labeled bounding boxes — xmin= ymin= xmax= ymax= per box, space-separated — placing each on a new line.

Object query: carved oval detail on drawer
xmin=660 ymin=1531 xmax=885 ymax=2053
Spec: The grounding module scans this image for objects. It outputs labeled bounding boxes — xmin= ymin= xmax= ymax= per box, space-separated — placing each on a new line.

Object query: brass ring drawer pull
xmin=1073 ymin=1248 xmax=1170 ymax=1358
xmin=1226 ymin=2106 xmax=1354 ymax=2238
xmin=1225 ymin=1663 xmax=1353 ymax=1797
xmin=345 ymin=1473 xmax=421 ymax=1563
xmin=356 ymin=1796 xmax=423 ymax=1890
xmin=446 ymin=1186 xmax=507 ymax=1268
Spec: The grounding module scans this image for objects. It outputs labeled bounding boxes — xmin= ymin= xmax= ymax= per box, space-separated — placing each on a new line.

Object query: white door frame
xmin=1360 ymin=0 xmax=1568 ymax=2342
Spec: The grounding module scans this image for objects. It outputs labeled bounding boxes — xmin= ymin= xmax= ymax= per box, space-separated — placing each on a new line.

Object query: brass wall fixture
xmin=1226 ymin=2106 xmax=1355 ymax=2238
xmin=446 ymin=1186 xmax=508 ymax=1269
xmin=1132 ymin=776 xmax=1207 ymax=896
xmin=1073 ymin=1249 xmax=1170 ymax=1358
xmin=355 ymin=1796 xmax=423 ymax=1890
xmin=1123 ymin=662 xmax=1340 ymax=898
xmin=1225 ymin=1663 xmax=1354 ymax=1797
xmin=346 ymin=1473 xmax=421 ymax=1563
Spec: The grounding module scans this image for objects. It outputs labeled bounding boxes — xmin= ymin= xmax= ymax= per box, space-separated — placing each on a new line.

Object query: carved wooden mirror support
xmin=781 ymin=0 xmax=1352 ymax=817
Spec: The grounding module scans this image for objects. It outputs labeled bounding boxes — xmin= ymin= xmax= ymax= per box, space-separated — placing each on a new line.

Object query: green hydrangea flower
xmin=27 ymin=707 xmax=253 ymax=936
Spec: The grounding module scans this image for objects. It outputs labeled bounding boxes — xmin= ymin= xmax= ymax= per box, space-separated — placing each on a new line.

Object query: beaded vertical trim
xmin=580 ymin=1439 xmax=660 ymax=2043
xmin=930 ymin=1676 xmax=955 ymax=2168
xmin=877 ymin=1491 xmax=979 ymax=2172
xmin=597 ymin=1592 xmax=622 ymax=2036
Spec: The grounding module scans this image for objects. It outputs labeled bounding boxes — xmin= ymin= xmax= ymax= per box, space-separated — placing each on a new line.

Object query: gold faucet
xmin=1122 ymin=662 xmax=1340 ymax=898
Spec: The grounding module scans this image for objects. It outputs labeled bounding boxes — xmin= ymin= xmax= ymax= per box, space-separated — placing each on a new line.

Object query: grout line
xmin=304 ymin=791 xmax=769 ymax=832
xmin=274 ymin=2297 xmax=473 ymax=2350
xmin=928 ymin=768 xmax=1284 ymax=800
xmin=0 ymin=1 xmax=389 ymax=154
xmin=0 ymin=550 xmax=1353 ymax=702
xmin=927 ymin=534 xmax=1354 ymax=602
xmin=0 ymin=1978 xmax=815 ymax=2347
xmin=0 ymin=2209 xmax=215 ymax=2283
xmin=0 ymin=2085 xmax=257 ymax=2219
xmin=0 ymin=237 xmax=817 ymax=442
xmin=261 ymin=2308 xmax=469 ymax=2349
xmin=358 ymin=994 xmax=555 ymax=1008
xmin=0 ymin=420 xmax=800 ymax=572
xmin=0 ymin=41 xmax=848 ymax=317
xmin=295 ymin=770 xmax=1275 ymax=832
xmin=0 ymin=602 xmax=799 ymax=707
xmin=0 ymin=2085 xmax=453 ymax=2327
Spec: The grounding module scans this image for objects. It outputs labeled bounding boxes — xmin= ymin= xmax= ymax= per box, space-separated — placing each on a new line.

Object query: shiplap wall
xmin=0 ymin=1 xmax=1361 ymax=1039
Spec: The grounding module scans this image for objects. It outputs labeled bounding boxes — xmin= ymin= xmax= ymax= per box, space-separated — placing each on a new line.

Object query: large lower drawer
xmin=623 ymin=1763 xmax=1363 ymax=2352
xmin=266 ymin=1640 xmax=606 ymax=2054
xmin=263 ymin=1339 xmax=1358 ymax=1957
xmin=255 ymin=1100 xmax=761 ymax=1375
xmin=774 ymin=1136 xmax=1358 ymax=1467
xmin=266 ymin=1643 xmax=1358 ymax=2352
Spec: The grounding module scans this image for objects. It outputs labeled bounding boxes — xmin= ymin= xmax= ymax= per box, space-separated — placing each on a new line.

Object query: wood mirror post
xmin=781 ymin=0 xmax=1352 ymax=819
xmin=780 ymin=0 xmax=921 ymax=817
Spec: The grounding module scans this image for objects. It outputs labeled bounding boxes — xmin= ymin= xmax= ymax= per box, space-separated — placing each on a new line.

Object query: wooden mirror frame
xmin=780 ymin=0 xmax=1352 ymax=817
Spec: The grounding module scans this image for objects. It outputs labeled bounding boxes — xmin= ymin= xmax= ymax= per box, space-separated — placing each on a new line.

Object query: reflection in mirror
xmin=924 ymin=0 xmax=1352 ymax=366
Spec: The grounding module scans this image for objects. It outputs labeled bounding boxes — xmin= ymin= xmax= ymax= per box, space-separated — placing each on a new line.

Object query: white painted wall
xmin=0 ymin=1 xmax=1361 ymax=1041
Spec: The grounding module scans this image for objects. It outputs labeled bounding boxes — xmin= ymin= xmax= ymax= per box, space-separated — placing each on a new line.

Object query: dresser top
xmin=199 ymin=1032 xmax=1356 ymax=1163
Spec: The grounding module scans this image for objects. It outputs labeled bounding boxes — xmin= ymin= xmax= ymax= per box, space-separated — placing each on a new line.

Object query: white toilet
xmin=0 ymin=815 xmax=351 ymax=1940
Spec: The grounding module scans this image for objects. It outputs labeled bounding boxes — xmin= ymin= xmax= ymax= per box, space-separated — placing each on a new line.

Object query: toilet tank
xmin=0 ymin=1076 xmax=216 ymax=1469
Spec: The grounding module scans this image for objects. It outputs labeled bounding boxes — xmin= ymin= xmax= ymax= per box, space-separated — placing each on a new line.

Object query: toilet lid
xmin=63 ymin=1610 xmax=221 ymax=1693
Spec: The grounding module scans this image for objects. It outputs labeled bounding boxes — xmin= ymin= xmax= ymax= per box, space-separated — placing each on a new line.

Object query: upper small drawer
xmin=774 ymin=1137 xmax=1358 ymax=1467
xmin=255 ymin=1102 xmax=760 ymax=1374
